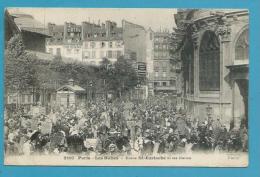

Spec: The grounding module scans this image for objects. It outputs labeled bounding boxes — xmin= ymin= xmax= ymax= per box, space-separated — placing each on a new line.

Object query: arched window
xmin=199 ymin=31 xmax=220 ymax=91
xmin=235 ymin=29 xmax=249 ymax=61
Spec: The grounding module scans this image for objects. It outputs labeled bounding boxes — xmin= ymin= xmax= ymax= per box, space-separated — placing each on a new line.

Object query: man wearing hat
xmin=166 ymin=128 xmax=180 ymax=153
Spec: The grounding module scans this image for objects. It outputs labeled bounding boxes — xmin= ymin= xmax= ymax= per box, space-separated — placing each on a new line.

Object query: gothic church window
xmin=199 ymin=31 xmax=220 ymax=91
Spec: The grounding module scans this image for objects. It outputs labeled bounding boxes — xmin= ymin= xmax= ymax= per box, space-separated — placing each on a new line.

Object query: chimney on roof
xmin=68 ymin=79 xmax=74 ymax=86
xmin=47 ymin=23 xmax=55 ymax=34
xmin=101 ymin=23 xmax=105 ymax=29
xmin=105 ymin=21 xmax=117 ymax=37
xmin=64 ymin=22 xmax=69 ymax=40
xmin=105 ymin=20 xmax=111 ymax=37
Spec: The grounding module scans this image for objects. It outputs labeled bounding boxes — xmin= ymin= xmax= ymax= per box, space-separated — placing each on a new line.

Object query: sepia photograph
xmin=4 ymin=8 xmax=249 ymax=166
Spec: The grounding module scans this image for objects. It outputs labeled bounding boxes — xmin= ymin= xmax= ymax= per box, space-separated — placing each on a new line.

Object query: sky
xmin=8 ymin=8 xmax=177 ymax=32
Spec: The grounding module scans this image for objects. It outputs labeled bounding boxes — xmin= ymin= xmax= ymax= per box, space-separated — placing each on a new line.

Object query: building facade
xmin=153 ymin=31 xmax=177 ymax=95
xmin=122 ymin=20 xmax=148 ymax=100
xmin=46 ymin=21 xmax=125 ymax=65
xmin=46 ymin=20 xmax=151 ymax=67
xmin=145 ymin=28 xmax=155 ymax=96
xmin=174 ymin=9 xmax=249 ymax=129
xmin=146 ymin=30 xmax=177 ymax=97
xmin=82 ymin=21 xmax=124 ymax=65
xmin=46 ymin=22 xmax=83 ymax=62
xmin=122 ymin=20 xmax=147 ymax=63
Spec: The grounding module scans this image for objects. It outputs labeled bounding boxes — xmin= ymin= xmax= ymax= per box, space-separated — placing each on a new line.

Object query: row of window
xmin=67 ymin=39 xmax=81 ymax=43
xmin=84 ymin=32 xmax=122 ymax=39
xmin=68 ymin=32 xmax=81 ymax=38
xmin=66 ymin=48 xmax=80 ymax=55
xmin=154 ymin=80 xmax=176 ymax=87
xmin=85 ymin=33 xmax=106 ymax=38
xmin=51 ymin=32 xmax=64 ymax=37
xmin=49 ymin=48 xmax=81 ymax=55
xmin=154 ymin=44 xmax=169 ymax=50
xmin=48 ymin=47 xmax=123 ymax=59
xmin=154 ymin=51 xmax=169 ymax=58
xmin=154 ymin=61 xmax=169 ymax=70
xmin=83 ymin=50 xmax=122 ymax=59
xmin=180 ymin=28 xmax=248 ymax=93
xmin=154 ymin=36 xmax=169 ymax=42
xmin=49 ymin=33 xmax=122 ymax=42
xmin=154 ymin=66 xmax=167 ymax=72
xmin=155 ymin=71 xmax=167 ymax=78
xmin=48 ymin=48 xmax=61 ymax=56
xmin=84 ymin=41 xmax=123 ymax=49
xmin=67 ymin=26 xmax=81 ymax=33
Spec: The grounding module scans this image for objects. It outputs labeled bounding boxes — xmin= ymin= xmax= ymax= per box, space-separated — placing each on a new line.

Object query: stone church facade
xmin=174 ymin=9 xmax=249 ymax=129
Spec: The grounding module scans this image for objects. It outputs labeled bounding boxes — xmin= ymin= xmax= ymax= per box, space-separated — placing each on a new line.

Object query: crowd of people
xmin=4 ymin=96 xmax=248 ymax=156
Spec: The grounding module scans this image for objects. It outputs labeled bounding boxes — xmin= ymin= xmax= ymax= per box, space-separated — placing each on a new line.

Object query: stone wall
xmin=122 ymin=20 xmax=146 ymax=63
xmin=180 ymin=10 xmax=249 ymax=128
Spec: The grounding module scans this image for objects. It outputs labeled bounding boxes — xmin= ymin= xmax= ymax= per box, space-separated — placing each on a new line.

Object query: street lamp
xmin=66 ymin=91 xmax=69 ymax=108
xmin=89 ymin=80 xmax=93 ymax=101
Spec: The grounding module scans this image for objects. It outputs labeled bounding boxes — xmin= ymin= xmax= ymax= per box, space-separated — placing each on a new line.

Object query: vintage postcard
xmin=4 ymin=8 xmax=248 ymax=166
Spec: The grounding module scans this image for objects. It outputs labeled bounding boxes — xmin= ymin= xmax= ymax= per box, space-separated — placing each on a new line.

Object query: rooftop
xmin=9 ymin=11 xmax=50 ymax=36
xmin=84 ymin=36 xmax=123 ymax=41
xmin=57 ymin=84 xmax=85 ymax=93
